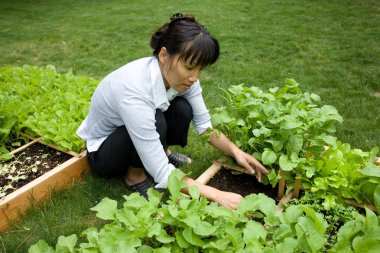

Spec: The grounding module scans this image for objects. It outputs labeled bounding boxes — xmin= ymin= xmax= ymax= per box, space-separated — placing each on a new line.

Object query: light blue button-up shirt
xmin=76 ymin=57 xmax=212 ymax=188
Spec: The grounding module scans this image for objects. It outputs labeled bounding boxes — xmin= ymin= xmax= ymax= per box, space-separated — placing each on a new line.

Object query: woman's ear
xmin=158 ymin=47 xmax=168 ymax=64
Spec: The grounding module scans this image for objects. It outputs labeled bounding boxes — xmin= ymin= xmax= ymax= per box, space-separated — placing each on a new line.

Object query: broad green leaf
xmin=361 ymin=163 xmax=380 ymax=177
xmin=28 ymin=240 xmax=55 ymax=253
xmin=286 ymin=134 xmax=303 ymax=155
xmin=237 ymin=193 xmax=276 ymax=216
xmin=182 ymin=227 xmax=204 ymax=247
xmin=275 ymin=238 xmax=297 ymax=252
xmin=295 ymin=217 xmax=326 ymax=252
xmin=284 ymin=205 xmax=303 ymax=224
xmin=90 ymin=197 xmax=118 ymax=220
xmin=188 ymin=185 xmax=200 ymax=199
xmin=147 ymin=223 xmax=161 ymax=237
xmin=374 ymin=185 xmax=380 ymax=212
xmin=156 ymin=229 xmax=175 ymax=243
xmin=175 ymin=231 xmax=190 ymax=249
xmin=203 ymin=238 xmax=231 ymax=251
xmin=243 ymin=220 xmax=267 ymax=243
xmin=266 ymin=139 xmax=284 ymax=152
xmin=193 ymin=220 xmax=216 ymax=236
xmin=273 ymin=224 xmax=293 ymax=242
xmin=281 ymin=115 xmax=303 ymax=129
xmin=262 ymin=148 xmax=277 ymax=165
xmin=279 ymin=155 xmax=297 ymax=171
xmin=353 ymin=238 xmax=380 ymax=253
xmin=123 ymin=193 xmax=148 ymax=209
xmin=56 ymin=234 xmax=78 ymax=253
xmin=168 ymin=169 xmax=187 ymax=201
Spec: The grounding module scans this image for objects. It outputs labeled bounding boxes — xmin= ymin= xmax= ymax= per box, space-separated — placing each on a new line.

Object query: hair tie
xmin=170 ymin=13 xmax=183 ymax=21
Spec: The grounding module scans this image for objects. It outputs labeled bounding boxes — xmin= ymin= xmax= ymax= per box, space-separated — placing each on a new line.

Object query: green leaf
xmin=237 ymin=193 xmax=277 ymax=216
xmin=295 ymin=217 xmax=326 ymax=252
xmin=168 ymin=169 xmax=187 ymax=202
xmin=286 ymin=134 xmax=303 ymax=155
xmin=262 ymin=148 xmax=277 ymax=165
xmin=28 ymin=240 xmax=55 ymax=253
xmin=374 ymin=185 xmax=380 ymax=212
xmin=182 ymin=227 xmax=204 ymax=247
xmin=188 ymin=185 xmax=200 ymax=199
xmin=243 ymin=220 xmax=267 ymax=243
xmin=175 ymin=231 xmax=190 ymax=249
xmin=273 ymin=224 xmax=293 ymax=243
xmin=279 ymin=155 xmax=297 ymax=171
xmin=55 ymin=234 xmax=78 ymax=253
xmin=275 ymin=238 xmax=298 ymax=252
xmin=90 ymin=197 xmax=118 ymax=220
xmin=156 ymin=229 xmax=175 ymax=243
xmin=193 ymin=220 xmax=216 ymax=236
xmin=361 ymin=163 xmax=380 ymax=177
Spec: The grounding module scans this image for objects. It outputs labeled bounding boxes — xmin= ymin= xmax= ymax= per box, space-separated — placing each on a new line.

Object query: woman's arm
xmin=204 ymin=129 xmax=269 ymax=182
xmin=180 ymin=176 xmax=243 ymax=210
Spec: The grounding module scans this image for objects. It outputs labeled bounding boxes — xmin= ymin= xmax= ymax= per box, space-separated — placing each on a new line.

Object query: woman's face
xmin=158 ymin=47 xmax=202 ymax=92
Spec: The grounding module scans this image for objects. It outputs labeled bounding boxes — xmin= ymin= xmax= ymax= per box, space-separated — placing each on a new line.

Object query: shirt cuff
xmin=195 ymin=121 xmax=213 ymax=135
xmin=154 ymin=163 xmax=176 ymax=189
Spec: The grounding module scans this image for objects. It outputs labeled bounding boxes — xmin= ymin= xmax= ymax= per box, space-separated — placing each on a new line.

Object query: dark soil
xmin=207 ymin=167 xmax=278 ymax=200
xmin=0 ymin=142 xmax=72 ymax=198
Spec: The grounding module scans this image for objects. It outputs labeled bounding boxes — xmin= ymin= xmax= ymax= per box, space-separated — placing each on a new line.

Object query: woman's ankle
xmin=125 ymin=167 xmax=147 ymax=185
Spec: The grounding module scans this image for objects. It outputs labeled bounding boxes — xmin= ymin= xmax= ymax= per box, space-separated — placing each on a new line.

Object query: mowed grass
xmin=0 ymin=0 xmax=379 ymax=251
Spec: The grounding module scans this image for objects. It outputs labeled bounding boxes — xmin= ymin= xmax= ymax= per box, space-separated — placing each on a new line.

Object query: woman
xmin=77 ymin=13 xmax=268 ymax=210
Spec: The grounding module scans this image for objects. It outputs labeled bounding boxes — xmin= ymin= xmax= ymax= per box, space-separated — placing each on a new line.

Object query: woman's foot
xmin=125 ymin=177 xmax=157 ymax=199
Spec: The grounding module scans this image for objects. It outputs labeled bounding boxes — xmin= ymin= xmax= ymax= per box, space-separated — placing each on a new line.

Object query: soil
xmin=206 ymin=167 xmax=278 ymax=200
xmin=0 ymin=142 xmax=72 ymax=199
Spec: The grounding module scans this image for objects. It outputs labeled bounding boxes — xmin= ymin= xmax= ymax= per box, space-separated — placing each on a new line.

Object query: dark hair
xmin=150 ymin=13 xmax=220 ymax=68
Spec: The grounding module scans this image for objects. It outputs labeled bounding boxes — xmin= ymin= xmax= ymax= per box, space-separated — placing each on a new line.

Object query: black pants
xmin=87 ymin=97 xmax=193 ymax=178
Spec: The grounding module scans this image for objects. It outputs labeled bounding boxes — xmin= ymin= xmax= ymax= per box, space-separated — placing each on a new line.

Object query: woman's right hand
xmin=213 ymin=190 xmax=244 ymax=210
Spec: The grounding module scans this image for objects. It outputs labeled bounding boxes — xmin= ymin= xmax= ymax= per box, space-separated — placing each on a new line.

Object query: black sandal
xmin=125 ymin=177 xmax=156 ymax=199
xmin=167 ymin=152 xmax=191 ymax=168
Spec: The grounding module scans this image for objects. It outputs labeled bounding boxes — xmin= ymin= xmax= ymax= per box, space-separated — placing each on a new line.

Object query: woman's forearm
xmin=180 ymin=176 xmax=219 ymax=201
xmin=204 ymin=129 xmax=239 ymax=158
xmin=180 ymin=176 xmax=243 ymax=210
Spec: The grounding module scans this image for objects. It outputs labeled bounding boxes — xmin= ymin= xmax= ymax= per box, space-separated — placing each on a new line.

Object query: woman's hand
xmin=213 ymin=190 xmax=244 ymax=210
xmin=207 ymin=129 xmax=269 ymax=182
xmin=234 ymin=149 xmax=269 ymax=182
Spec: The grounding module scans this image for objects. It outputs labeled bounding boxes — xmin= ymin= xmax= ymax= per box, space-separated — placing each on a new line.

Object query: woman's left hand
xmin=234 ymin=149 xmax=268 ymax=182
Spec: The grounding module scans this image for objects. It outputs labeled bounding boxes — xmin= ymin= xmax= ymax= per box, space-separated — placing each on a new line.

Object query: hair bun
xmin=170 ymin=13 xmax=195 ymax=22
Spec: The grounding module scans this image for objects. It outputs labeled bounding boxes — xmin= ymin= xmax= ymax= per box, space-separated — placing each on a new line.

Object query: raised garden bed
xmin=196 ymin=156 xmax=380 ymax=213
xmin=0 ymin=136 xmax=89 ymax=231
xmin=196 ymin=157 xmax=292 ymax=214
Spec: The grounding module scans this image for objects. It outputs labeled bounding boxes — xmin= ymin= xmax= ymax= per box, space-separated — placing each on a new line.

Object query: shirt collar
xmin=150 ymin=57 xmax=170 ymax=111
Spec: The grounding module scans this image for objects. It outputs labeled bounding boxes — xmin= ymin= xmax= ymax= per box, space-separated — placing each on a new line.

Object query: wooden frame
xmin=0 ymin=139 xmax=89 ymax=231
xmin=196 ymin=156 xmax=380 ymax=213
xmin=196 ymin=157 xmax=293 ymax=214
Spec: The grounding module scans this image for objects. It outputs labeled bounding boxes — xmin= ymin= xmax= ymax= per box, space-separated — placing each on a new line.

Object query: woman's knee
xmin=171 ymin=97 xmax=193 ymax=122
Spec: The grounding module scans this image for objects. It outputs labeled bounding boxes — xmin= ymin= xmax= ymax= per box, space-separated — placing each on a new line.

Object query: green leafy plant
xmin=328 ymin=208 xmax=380 ymax=253
xmin=0 ymin=65 xmax=99 ymax=159
xmin=212 ymin=79 xmax=343 ymax=183
xmin=211 ymin=80 xmax=380 ymax=210
xmin=29 ymin=169 xmax=331 ymax=252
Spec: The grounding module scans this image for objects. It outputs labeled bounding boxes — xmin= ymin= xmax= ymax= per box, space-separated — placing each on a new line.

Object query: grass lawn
xmin=1 ymin=0 xmax=379 ymax=251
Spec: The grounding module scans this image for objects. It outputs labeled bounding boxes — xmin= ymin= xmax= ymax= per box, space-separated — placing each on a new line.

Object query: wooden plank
xmin=20 ymin=132 xmax=82 ymax=158
xmin=196 ymin=161 xmax=222 ymax=185
xmin=9 ymin=138 xmax=42 ymax=155
xmin=293 ymin=174 xmax=302 ymax=199
xmin=0 ymin=151 xmax=89 ymax=231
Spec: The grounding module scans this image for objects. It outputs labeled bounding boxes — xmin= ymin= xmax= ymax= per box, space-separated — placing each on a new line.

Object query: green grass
xmin=0 ymin=0 xmax=379 ymax=251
